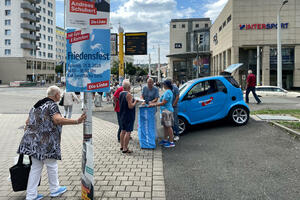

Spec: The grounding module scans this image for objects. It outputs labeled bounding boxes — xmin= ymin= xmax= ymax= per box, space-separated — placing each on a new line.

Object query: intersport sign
xmin=239 ymin=23 xmax=288 ymax=30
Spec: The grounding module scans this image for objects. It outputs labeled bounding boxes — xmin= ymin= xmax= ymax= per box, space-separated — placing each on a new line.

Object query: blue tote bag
xmin=138 ymin=106 xmax=157 ymax=149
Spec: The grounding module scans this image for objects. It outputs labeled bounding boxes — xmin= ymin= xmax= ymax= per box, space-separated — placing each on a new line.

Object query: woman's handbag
xmin=9 ymin=154 xmax=32 ymax=192
xmin=59 ymin=95 xmax=64 ymax=106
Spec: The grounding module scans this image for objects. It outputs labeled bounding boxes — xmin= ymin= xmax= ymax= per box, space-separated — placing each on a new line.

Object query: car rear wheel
xmin=229 ymin=106 xmax=249 ymax=126
xmin=178 ymin=117 xmax=189 ymax=134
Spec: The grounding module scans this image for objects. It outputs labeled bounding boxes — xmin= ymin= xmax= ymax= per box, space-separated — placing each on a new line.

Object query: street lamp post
xmin=277 ymin=0 xmax=288 ymax=88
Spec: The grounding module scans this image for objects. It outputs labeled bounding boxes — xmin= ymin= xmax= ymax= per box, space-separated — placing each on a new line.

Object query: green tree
xmin=125 ymin=62 xmax=136 ymax=76
xmin=55 ymin=64 xmax=63 ymax=74
xmin=111 ymin=60 xmax=119 ymax=76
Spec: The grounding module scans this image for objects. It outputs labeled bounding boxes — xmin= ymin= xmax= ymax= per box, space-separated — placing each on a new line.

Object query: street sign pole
xmin=82 ymin=92 xmax=94 ymax=200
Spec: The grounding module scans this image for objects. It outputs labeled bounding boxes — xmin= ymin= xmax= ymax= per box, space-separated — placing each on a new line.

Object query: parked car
xmin=255 ymin=86 xmax=300 ymax=98
xmin=177 ymin=75 xmax=250 ymax=134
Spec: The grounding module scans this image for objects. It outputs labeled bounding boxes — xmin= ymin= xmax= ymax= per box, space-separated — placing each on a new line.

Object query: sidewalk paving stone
xmin=0 ymin=114 xmax=166 ymax=200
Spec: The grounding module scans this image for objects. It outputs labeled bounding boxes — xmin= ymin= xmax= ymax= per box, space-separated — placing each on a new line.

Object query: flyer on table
xmin=66 ymin=28 xmax=111 ymax=92
xmin=67 ymin=0 xmax=110 ymax=29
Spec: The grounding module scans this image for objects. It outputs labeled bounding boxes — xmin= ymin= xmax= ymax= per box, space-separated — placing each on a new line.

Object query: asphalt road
xmin=163 ymin=119 xmax=300 ymax=200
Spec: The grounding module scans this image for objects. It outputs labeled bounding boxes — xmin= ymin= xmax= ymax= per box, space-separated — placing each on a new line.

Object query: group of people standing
xmin=113 ymin=78 xmax=180 ymax=153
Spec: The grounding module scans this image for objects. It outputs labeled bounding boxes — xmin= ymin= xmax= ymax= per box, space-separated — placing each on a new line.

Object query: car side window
xmin=187 ymin=80 xmax=219 ymax=99
xmin=216 ymin=80 xmax=226 ymax=92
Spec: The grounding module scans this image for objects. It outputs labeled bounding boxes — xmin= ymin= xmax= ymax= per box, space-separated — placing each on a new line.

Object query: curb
xmin=269 ymin=121 xmax=300 ymax=139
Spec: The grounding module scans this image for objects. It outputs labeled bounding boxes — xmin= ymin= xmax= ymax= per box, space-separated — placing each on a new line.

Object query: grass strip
xmin=251 ymin=109 xmax=300 ymax=119
xmin=277 ymin=121 xmax=300 ymax=132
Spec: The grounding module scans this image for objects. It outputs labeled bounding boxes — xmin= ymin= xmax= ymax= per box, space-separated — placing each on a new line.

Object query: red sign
xmin=70 ymin=0 xmax=97 ymax=15
xmin=90 ymin=18 xmax=108 ymax=25
xmin=87 ymin=81 xmax=109 ymax=91
xmin=67 ymin=30 xmax=90 ymax=44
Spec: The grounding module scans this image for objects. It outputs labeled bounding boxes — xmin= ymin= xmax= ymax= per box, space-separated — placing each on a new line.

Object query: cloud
xmin=204 ymin=0 xmax=228 ymax=22
xmin=110 ymin=0 xmax=196 ymax=63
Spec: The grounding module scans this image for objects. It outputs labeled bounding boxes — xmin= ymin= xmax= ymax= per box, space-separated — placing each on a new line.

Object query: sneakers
xmin=50 ymin=186 xmax=67 ymax=197
xmin=174 ymin=136 xmax=180 ymax=141
xmin=164 ymin=142 xmax=175 ymax=148
xmin=159 ymin=140 xmax=168 ymax=145
xmin=34 ymin=194 xmax=44 ymax=200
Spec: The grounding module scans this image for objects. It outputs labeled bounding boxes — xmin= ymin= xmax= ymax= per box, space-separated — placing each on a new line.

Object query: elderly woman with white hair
xmin=17 ymin=86 xmax=86 ymax=200
xmin=119 ymin=80 xmax=139 ymax=154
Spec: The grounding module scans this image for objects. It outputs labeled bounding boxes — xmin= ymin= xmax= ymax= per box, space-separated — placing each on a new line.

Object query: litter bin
xmin=138 ymin=106 xmax=157 ymax=149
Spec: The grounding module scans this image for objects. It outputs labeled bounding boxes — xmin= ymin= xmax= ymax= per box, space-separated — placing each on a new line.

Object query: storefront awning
xmin=166 ymin=51 xmax=211 ymax=58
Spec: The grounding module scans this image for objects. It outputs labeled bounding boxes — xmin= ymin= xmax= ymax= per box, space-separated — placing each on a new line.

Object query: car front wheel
xmin=178 ymin=117 xmax=189 ymax=134
xmin=229 ymin=106 xmax=249 ymax=126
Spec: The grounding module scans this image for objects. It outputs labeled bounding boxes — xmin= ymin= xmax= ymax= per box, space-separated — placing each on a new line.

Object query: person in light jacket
xmin=63 ymin=90 xmax=80 ymax=118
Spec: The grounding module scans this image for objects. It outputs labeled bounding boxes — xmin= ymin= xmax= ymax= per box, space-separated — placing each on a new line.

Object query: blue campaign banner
xmin=66 ymin=29 xmax=111 ymax=92
xmin=138 ymin=106 xmax=157 ymax=149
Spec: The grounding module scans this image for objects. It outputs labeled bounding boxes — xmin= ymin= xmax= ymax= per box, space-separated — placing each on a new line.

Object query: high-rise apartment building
xmin=56 ymin=26 xmax=66 ymax=66
xmin=0 ymin=0 xmax=56 ymax=84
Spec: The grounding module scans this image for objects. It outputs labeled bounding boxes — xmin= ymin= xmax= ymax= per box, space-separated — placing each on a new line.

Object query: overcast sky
xmin=56 ymin=0 xmax=228 ymax=64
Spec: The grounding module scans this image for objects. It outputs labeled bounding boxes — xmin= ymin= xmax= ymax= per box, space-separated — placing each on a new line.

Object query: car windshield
xmin=179 ymin=82 xmax=192 ymax=97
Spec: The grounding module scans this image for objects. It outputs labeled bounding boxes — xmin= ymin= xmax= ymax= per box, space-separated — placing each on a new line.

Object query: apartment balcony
xmin=21 ymin=23 xmax=36 ymax=31
xmin=21 ymin=33 xmax=39 ymax=41
xmin=21 ymin=43 xmax=35 ymax=50
xmin=21 ymin=2 xmax=39 ymax=13
xmin=21 ymin=13 xmax=38 ymax=22
xmin=36 ymin=16 xmax=41 ymax=22
xmin=27 ymin=0 xmax=41 ymax=4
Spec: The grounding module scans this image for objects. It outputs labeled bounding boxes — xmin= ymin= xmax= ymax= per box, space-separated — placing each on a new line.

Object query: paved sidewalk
xmin=0 ymin=114 xmax=166 ymax=200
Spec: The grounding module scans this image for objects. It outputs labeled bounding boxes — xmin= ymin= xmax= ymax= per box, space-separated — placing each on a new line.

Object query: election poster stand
xmin=66 ymin=0 xmax=111 ymax=199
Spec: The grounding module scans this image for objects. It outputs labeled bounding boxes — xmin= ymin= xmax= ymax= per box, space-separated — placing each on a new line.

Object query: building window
xmin=43 ymin=0 xmax=46 ymax=4
xmin=43 ymin=43 xmax=46 ymax=48
xmin=48 ymin=19 xmax=53 ymax=25
xmin=26 ymin=61 xmax=32 ymax=69
xmin=227 ymin=15 xmax=232 ymax=23
xmin=43 ymin=25 xmax=46 ymax=31
xmin=48 ymin=10 xmax=53 ymax=17
xmin=39 ymin=51 xmax=42 ymax=56
xmin=48 ymin=53 xmax=53 ymax=58
xmin=173 ymin=24 xmax=176 ymax=28
xmin=5 ymin=19 xmax=11 ymax=25
xmin=223 ymin=21 xmax=226 ymax=28
xmin=5 ymin=10 xmax=11 ymax=16
xmin=48 ymin=2 xmax=53 ymax=9
xmin=182 ymin=24 xmax=185 ymax=28
xmin=48 ymin=44 xmax=53 ymax=50
xmin=4 ymin=49 xmax=11 ymax=55
xmin=43 ymin=52 xmax=46 ymax=57
xmin=5 ymin=0 xmax=11 ymax=6
xmin=195 ymin=24 xmax=199 ymax=28
xmin=43 ymin=8 xmax=46 ymax=13
xmin=5 ymin=29 xmax=11 ymax=35
xmin=205 ymin=23 xmax=208 ymax=28
xmin=5 ymin=39 xmax=11 ymax=45
xmin=219 ymin=26 xmax=222 ymax=32
xmin=43 ymin=34 xmax=46 ymax=39
xmin=43 ymin=17 xmax=46 ymax=22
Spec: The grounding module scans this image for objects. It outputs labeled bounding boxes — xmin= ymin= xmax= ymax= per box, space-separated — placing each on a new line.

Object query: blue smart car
xmin=177 ymin=65 xmax=249 ymax=134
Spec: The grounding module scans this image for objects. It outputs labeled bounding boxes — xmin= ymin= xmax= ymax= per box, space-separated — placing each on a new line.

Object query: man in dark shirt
xmin=245 ymin=70 xmax=261 ymax=104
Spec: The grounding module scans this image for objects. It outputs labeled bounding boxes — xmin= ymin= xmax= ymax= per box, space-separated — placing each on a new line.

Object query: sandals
xmin=122 ymin=149 xmax=133 ymax=154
